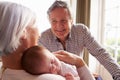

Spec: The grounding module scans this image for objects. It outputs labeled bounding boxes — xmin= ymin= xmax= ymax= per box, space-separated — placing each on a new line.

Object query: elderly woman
xmin=0 ymin=1 xmax=94 ymax=80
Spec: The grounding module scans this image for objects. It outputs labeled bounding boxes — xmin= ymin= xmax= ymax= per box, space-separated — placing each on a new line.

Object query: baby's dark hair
xmin=21 ymin=45 xmax=45 ymax=75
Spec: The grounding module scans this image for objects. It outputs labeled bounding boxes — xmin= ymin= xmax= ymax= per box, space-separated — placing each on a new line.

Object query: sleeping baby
xmin=21 ymin=45 xmax=80 ymax=80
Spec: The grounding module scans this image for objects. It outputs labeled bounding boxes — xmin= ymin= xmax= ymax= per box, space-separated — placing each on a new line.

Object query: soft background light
xmin=1 ymin=0 xmax=55 ymax=33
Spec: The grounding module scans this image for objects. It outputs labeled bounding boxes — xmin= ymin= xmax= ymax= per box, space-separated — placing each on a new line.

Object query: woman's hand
xmin=53 ymin=50 xmax=85 ymax=68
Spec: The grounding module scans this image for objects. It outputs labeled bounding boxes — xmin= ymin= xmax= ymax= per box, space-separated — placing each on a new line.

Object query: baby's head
xmin=21 ymin=45 xmax=61 ymax=75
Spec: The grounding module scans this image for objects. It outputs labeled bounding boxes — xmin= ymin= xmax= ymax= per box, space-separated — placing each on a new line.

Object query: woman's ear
xmin=19 ymin=30 xmax=28 ymax=49
xmin=20 ymin=30 xmax=27 ymax=43
xmin=21 ymin=30 xmax=27 ymax=39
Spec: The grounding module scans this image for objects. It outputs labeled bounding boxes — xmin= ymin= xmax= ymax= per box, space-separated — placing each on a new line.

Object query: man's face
xmin=49 ymin=8 xmax=73 ymax=41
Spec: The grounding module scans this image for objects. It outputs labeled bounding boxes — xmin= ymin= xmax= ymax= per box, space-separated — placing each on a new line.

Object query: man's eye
xmin=61 ymin=20 xmax=67 ymax=23
xmin=51 ymin=20 xmax=57 ymax=24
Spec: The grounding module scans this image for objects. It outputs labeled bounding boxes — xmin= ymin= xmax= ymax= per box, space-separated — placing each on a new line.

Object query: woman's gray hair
xmin=47 ymin=0 xmax=72 ymax=19
xmin=0 ymin=2 xmax=36 ymax=55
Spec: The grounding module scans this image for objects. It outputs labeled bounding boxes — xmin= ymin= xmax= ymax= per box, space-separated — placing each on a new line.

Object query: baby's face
xmin=38 ymin=49 xmax=61 ymax=74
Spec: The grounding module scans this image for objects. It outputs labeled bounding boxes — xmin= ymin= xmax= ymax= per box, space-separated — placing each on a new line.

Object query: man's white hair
xmin=0 ymin=1 xmax=36 ymax=55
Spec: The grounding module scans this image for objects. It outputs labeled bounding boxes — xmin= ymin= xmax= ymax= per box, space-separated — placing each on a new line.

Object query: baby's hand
xmin=64 ymin=72 xmax=75 ymax=80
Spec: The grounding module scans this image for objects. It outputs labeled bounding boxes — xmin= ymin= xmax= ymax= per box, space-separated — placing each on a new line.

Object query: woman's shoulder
xmin=2 ymin=68 xmax=35 ymax=80
xmin=38 ymin=74 xmax=65 ymax=80
xmin=2 ymin=68 xmax=65 ymax=80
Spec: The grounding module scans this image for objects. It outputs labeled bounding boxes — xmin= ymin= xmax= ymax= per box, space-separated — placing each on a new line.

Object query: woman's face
xmin=27 ymin=27 xmax=39 ymax=46
xmin=22 ymin=26 xmax=40 ymax=50
xmin=49 ymin=8 xmax=73 ymax=41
